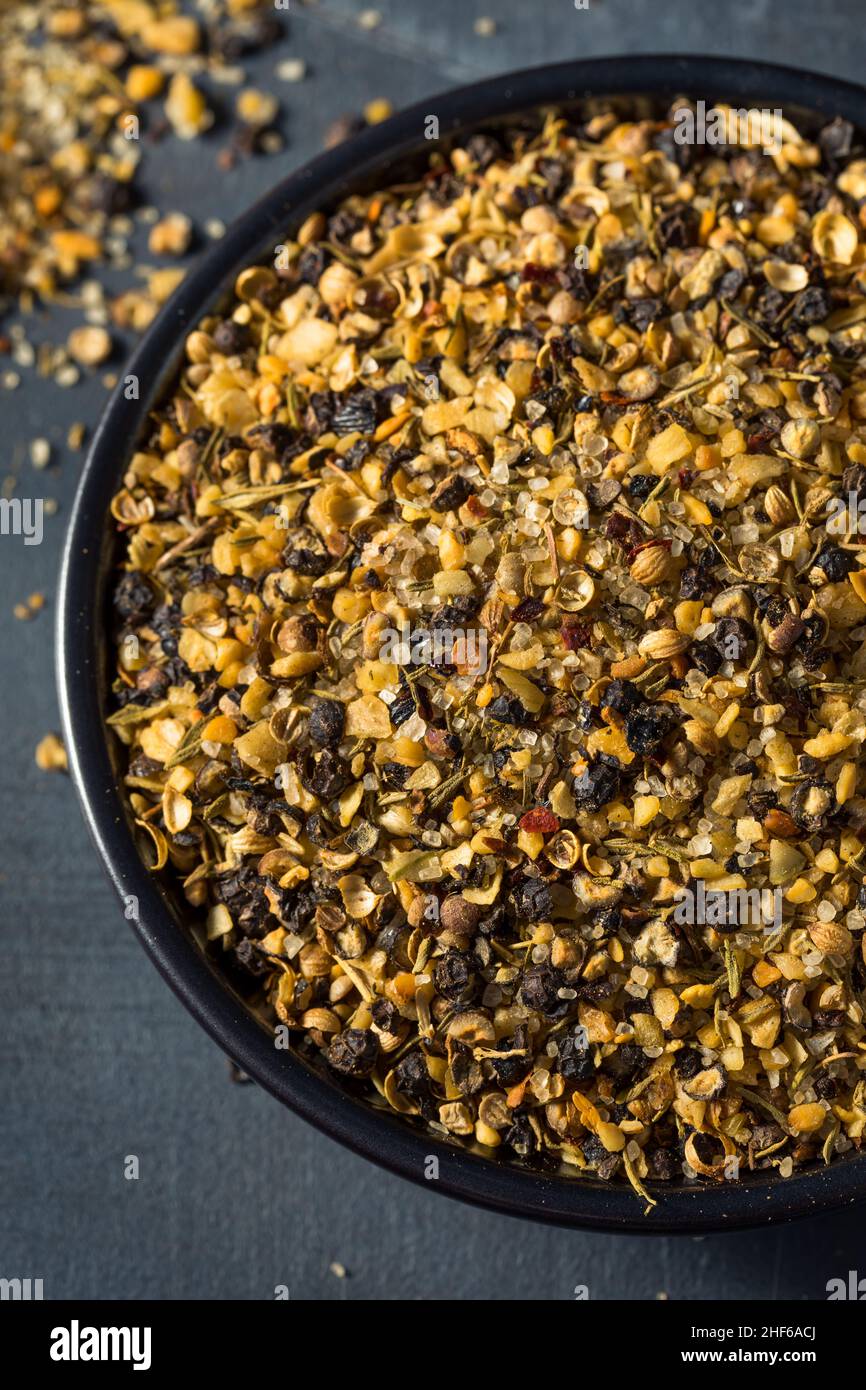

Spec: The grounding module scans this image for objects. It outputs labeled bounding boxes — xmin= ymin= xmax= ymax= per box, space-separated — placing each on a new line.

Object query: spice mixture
xmin=107 ymin=102 xmax=866 ymax=1200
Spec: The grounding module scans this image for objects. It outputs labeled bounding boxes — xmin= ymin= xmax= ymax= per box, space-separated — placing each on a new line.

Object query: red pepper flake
xmin=606 ymin=512 xmax=648 ymax=548
xmin=511 ymin=595 xmax=546 ymax=624
xmin=605 ymin=511 xmax=630 ymax=543
xmin=521 ymin=262 xmax=558 ymax=284
xmin=519 ymin=808 xmax=560 ymax=834
xmin=677 ymin=466 xmax=694 ymax=490
xmin=561 ymin=620 xmax=592 ymax=650
xmin=747 ymin=428 xmax=775 ymax=452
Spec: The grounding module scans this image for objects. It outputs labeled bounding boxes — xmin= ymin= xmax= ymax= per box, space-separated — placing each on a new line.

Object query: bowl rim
xmin=57 ymin=52 xmax=866 ymax=1233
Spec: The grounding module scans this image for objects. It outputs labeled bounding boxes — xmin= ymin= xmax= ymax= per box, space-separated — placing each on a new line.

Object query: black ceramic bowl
xmin=58 ymin=54 xmax=866 ymax=1232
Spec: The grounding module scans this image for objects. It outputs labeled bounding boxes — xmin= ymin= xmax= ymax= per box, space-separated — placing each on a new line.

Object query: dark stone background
xmin=2 ymin=0 xmax=865 ymax=1300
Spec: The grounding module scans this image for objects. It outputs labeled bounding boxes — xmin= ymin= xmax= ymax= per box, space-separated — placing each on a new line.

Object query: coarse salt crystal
xmin=400 ymin=713 xmax=427 ymax=740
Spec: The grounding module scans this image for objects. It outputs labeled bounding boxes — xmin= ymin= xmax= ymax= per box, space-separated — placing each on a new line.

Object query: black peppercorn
xmin=308 ymin=697 xmax=345 ymax=747
xmin=326 ymin=1028 xmax=379 ymax=1078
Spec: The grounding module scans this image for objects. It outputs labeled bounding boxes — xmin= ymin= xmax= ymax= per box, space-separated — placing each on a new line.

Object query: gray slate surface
xmin=2 ymin=0 xmax=866 ymax=1301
